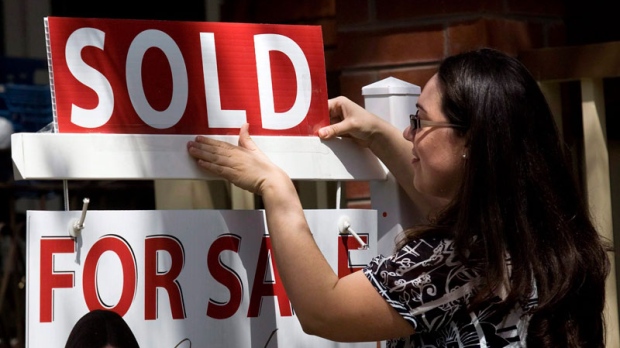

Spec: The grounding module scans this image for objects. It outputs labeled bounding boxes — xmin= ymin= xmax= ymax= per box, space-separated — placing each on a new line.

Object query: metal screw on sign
xmin=69 ymin=198 xmax=90 ymax=238
xmin=337 ymin=215 xmax=369 ymax=250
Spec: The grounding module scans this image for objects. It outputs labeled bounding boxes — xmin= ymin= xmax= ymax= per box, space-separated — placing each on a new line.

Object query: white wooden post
xmin=581 ymin=78 xmax=620 ymax=347
xmin=362 ymin=77 xmax=422 ymax=255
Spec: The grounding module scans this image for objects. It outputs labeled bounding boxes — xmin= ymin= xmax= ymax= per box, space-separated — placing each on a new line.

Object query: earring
xmin=462 ymin=153 xmax=467 ymax=159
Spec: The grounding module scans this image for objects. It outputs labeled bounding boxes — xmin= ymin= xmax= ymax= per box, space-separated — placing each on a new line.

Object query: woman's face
xmin=403 ymin=74 xmax=467 ymax=202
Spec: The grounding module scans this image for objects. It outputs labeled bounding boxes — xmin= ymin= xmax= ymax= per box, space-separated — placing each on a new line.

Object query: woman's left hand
xmin=186 ymin=123 xmax=287 ymax=195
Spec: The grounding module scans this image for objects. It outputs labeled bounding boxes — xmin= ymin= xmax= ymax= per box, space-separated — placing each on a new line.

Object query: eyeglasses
xmin=409 ymin=110 xmax=465 ymax=131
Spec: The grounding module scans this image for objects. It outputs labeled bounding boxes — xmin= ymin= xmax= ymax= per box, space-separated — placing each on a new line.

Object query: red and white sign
xmin=27 ymin=209 xmax=376 ymax=347
xmin=45 ymin=17 xmax=329 ymax=135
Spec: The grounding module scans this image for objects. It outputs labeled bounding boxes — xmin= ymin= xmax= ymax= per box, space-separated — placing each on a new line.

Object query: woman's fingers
xmin=319 ymin=97 xmax=350 ymax=139
xmin=318 ymin=123 xmax=345 ymax=139
xmin=188 ymin=136 xmax=228 ymax=165
xmin=320 ymin=96 xmax=376 ymax=146
xmin=237 ymin=123 xmax=257 ymax=151
xmin=186 ymin=124 xmax=280 ymax=195
xmin=187 ymin=139 xmax=228 ymax=177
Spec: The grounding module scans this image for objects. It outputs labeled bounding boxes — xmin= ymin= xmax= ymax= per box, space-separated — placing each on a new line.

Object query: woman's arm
xmin=319 ymin=96 xmax=440 ymax=214
xmin=187 ymin=123 xmax=414 ymax=342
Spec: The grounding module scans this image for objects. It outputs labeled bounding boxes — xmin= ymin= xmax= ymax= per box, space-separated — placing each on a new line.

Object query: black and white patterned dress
xmin=363 ymin=237 xmax=537 ymax=347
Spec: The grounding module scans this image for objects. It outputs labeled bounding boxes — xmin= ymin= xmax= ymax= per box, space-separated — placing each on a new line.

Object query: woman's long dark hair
xmin=404 ymin=48 xmax=611 ymax=347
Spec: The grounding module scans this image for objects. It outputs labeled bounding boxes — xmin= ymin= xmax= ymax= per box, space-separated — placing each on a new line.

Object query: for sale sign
xmin=27 ymin=209 xmax=376 ymax=347
xmin=44 ymin=17 xmax=329 ymax=135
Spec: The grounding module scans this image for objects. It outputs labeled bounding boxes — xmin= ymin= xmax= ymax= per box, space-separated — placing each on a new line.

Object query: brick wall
xmin=220 ymin=0 xmax=566 ymax=209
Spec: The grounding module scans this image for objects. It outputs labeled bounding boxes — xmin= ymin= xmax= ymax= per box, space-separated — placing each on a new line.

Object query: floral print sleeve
xmin=363 ymin=237 xmax=536 ymax=348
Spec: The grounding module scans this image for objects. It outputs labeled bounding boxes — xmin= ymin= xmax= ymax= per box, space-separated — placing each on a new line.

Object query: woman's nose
xmin=403 ymin=126 xmax=415 ymax=141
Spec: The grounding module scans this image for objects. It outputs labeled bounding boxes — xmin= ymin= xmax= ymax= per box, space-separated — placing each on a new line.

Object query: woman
xmin=187 ymin=48 xmax=610 ymax=347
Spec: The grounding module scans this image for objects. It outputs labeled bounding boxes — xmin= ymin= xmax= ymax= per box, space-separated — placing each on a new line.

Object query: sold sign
xmin=45 ymin=17 xmax=329 ymax=135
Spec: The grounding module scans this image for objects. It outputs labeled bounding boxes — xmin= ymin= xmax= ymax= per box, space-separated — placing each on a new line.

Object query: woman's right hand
xmin=318 ymin=96 xmax=386 ymax=148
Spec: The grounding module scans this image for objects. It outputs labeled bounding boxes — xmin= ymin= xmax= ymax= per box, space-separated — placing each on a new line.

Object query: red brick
xmin=505 ymin=0 xmax=565 ymax=16
xmin=447 ymin=18 xmax=542 ymax=56
xmin=339 ymin=71 xmax=379 ymax=105
xmin=378 ymin=66 xmax=438 ymax=88
xmin=336 ymin=0 xmax=370 ymax=25
xmin=324 ymin=49 xmax=337 ymax=72
xmin=447 ymin=19 xmax=491 ymax=55
xmin=491 ymin=19 xmax=544 ymax=52
xmin=221 ymin=1 xmax=336 ymax=24
xmin=220 ymin=0 xmax=253 ymax=22
xmin=335 ymin=27 xmax=444 ymax=69
xmin=253 ymin=0 xmax=336 ymax=23
xmin=346 ymin=199 xmax=372 ymax=209
xmin=345 ymin=181 xmax=371 ymax=200
xmin=319 ymin=18 xmax=338 ymax=46
xmin=545 ymin=21 xmax=567 ymax=47
xmin=375 ymin=0 xmax=502 ymax=21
